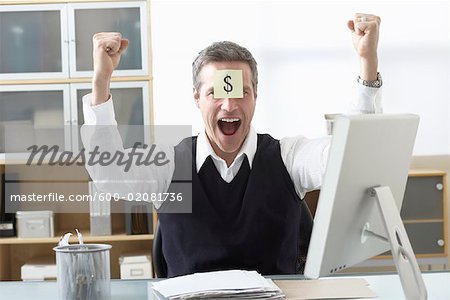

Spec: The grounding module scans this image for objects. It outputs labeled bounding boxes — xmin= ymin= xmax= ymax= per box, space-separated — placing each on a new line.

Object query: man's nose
xmin=220 ymin=98 xmax=238 ymax=112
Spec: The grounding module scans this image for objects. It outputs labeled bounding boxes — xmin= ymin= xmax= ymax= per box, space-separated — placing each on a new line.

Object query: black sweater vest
xmin=157 ymin=134 xmax=313 ymax=277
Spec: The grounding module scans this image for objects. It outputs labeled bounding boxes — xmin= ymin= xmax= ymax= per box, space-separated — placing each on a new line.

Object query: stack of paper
xmin=151 ymin=270 xmax=285 ymax=299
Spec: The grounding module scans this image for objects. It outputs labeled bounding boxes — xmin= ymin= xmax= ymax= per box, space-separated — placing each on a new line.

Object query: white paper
xmin=151 ymin=270 xmax=285 ymax=299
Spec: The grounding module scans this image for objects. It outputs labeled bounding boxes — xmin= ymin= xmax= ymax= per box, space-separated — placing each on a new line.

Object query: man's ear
xmin=193 ymin=88 xmax=200 ymax=108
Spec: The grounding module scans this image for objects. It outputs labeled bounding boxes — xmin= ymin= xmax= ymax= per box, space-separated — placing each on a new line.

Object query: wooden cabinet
xmin=0 ymin=0 xmax=153 ymax=281
xmin=400 ymin=170 xmax=447 ymax=259
xmin=306 ymin=170 xmax=448 ymax=270
xmin=368 ymin=170 xmax=448 ymax=268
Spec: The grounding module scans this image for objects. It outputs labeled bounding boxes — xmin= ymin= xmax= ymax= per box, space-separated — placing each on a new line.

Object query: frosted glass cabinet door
xmin=0 ymin=85 xmax=71 ymax=154
xmin=0 ymin=5 xmax=69 ymax=80
xmin=68 ymin=2 xmax=148 ymax=77
xmin=71 ymin=81 xmax=150 ymax=149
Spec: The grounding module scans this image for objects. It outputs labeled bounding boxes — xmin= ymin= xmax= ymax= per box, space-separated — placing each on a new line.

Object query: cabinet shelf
xmin=403 ymin=219 xmax=444 ymax=224
xmin=374 ymin=253 xmax=448 ymax=260
xmin=408 ymin=169 xmax=446 ymax=177
xmin=0 ymin=232 xmax=153 ymax=245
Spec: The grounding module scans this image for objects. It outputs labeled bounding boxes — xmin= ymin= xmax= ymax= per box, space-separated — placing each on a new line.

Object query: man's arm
xmin=81 ymin=32 xmax=174 ymax=208
xmin=281 ymin=13 xmax=382 ymax=198
xmin=349 ymin=13 xmax=383 ymax=114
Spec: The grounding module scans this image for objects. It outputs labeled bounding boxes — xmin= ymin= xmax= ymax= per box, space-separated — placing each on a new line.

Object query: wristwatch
xmin=357 ymin=72 xmax=382 ymax=88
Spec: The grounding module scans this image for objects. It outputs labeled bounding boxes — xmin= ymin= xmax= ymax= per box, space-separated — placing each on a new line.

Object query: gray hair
xmin=192 ymin=41 xmax=258 ymax=93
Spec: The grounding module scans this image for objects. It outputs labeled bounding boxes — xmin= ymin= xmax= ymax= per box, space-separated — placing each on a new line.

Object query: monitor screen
xmin=304 ymin=114 xmax=419 ymax=279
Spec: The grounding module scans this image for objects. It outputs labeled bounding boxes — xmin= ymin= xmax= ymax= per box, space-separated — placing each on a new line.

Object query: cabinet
xmin=0 ymin=0 xmax=154 ymax=281
xmin=398 ymin=170 xmax=447 ymax=259
xmin=71 ymin=81 xmax=151 ymax=150
xmin=0 ymin=81 xmax=151 ymax=159
xmin=0 ymin=84 xmax=71 ymax=154
xmin=0 ymin=0 xmax=151 ymax=160
xmin=68 ymin=1 xmax=148 ymax=77
xmin=362 ymin=170 xmax=448 ymax=269
xmin=0 ymin=4 xmax=69 ymax=80
xmin=305 ymin=170 xmax=448 ymax=271
xmin=0 ymin=1 xmax=148 ymax=80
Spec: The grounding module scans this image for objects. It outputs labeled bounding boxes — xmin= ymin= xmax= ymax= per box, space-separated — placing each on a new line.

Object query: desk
xmin=1 ymin=271 xmax=449 ymax=299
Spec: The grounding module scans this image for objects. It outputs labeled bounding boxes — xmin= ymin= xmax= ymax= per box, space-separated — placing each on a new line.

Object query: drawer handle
xmin=26 ymin=220 xmax=45 ymax=230
xmin=130 ymin=268 xmax=144 ymax=276
xmin=436 ymin=183 xmax=443 ymax=191
xmin=437 ymin=239 xmax=445 ymax=247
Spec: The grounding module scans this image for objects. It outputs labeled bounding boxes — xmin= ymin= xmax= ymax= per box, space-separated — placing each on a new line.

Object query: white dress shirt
xmin=82 ymin=82 xmax=381 ymax=202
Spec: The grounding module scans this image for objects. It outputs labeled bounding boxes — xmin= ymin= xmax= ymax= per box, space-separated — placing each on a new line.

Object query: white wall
xmin=151 ymin=0 xmax=450 ymax=155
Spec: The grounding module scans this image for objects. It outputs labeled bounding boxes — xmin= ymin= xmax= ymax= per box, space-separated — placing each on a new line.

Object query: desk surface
xmin=1 ymin=272 xmax=449 ymax=300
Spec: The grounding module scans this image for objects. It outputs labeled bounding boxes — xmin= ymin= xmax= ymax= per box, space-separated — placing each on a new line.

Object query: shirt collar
xmin=196 ymin=126 xmax=257 ymax=172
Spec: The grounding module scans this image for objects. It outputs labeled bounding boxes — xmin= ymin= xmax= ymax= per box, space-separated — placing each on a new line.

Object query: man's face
xmin=194 ymin=61 xmax=256 ymax=158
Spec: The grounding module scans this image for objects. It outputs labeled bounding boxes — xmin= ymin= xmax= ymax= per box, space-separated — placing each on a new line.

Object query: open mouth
xmin=218 ymin=118 xmax=241 ymax=136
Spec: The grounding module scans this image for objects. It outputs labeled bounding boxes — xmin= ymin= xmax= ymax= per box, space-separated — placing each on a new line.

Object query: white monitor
xmin=304 ymin=114 xmax=426 ymax=299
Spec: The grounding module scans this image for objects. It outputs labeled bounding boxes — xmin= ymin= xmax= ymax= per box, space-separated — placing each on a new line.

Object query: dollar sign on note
xmin=223 ymin=75 xmax=233 ymax=94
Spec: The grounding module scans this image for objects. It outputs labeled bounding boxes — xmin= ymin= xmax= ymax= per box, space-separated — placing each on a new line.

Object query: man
xmin=83 ymin=14 xmax=382 ymax=277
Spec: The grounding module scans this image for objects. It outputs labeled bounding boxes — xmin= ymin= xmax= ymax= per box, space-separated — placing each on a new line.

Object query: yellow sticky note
xmin=213 ymin=70 xmax=243 ymax=99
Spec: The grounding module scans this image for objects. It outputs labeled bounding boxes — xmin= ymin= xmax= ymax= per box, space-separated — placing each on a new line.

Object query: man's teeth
xmin=220 ymin=118 xmax=240 ymax=122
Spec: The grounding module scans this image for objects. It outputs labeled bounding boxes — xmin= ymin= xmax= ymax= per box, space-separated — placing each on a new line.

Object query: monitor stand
xmin=364 ymin=186 xmax=427 ymax=300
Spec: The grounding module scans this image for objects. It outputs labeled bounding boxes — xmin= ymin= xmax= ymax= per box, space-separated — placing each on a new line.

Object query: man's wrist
xmin=359 ymin=56 xmax=378 ymax=81
xmin=92 ymin=76 xmax=111 ymax=106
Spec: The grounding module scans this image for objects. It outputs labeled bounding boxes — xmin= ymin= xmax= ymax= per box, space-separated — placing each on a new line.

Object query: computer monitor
xmin=304 ymin=114 xmax=426 ymax=299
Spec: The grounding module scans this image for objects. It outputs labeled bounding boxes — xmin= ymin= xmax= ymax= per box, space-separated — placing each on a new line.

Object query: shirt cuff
xmin=82 ymin=93 xmax=117 ymax=125
xmin=353 ymin=82 xmax=383 ymax=114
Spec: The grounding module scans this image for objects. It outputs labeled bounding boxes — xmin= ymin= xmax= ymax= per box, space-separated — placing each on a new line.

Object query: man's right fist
xmin=92 ymin=32 xmax=129 ymax=80
xmin=91 ymin=32 xmax=129 ymax=105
